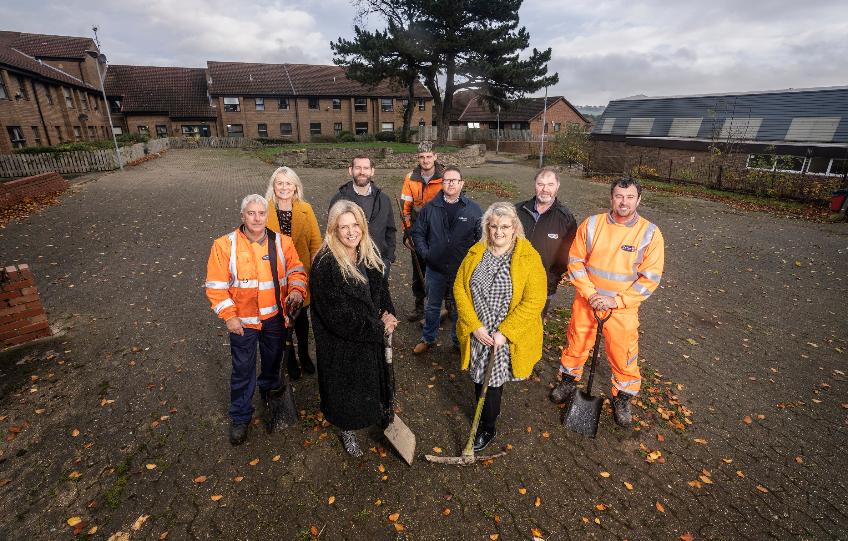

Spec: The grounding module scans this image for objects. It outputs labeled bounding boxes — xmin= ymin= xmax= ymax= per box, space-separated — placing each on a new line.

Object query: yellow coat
xmin=266 ymin=199 xmax=322 ymax=305
xmin=453 ymin=237 xmax=547 ymax=379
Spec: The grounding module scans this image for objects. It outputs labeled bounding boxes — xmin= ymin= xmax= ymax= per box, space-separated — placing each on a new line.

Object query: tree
xmin=332 ymin=0 xmax=558 ymax=143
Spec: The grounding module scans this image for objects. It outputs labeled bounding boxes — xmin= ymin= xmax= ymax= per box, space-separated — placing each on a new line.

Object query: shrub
xmin=356 ymin=133 xmax=375 ymax=143
xmin=375 ymin=131 xmax=397 ymax=142
xmin=548 ymin=123 xmax=589 ymax=165
xmin=256 ymin=137 xmax=296 ymax=146
xmin=337 ymin=131 xmax=356 ymax=143
xmin=311 ymin=135 xmax=339 ymax=144
xmin=116 ymin=133 xmax=149 ymax=145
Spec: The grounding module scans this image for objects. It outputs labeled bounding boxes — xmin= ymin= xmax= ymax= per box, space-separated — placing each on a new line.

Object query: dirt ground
xmin=0 ymin=149 xmax=846 ymax=540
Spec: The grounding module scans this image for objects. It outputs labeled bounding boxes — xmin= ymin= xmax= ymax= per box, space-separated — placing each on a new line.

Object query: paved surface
xmin=0 ymin=149 xmax=846 ymax=540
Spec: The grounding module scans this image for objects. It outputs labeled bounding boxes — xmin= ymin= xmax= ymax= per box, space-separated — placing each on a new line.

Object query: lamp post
xmin=86 ymin=49 xmax=122 ymax=171
xmin=539 ymin=88 xmax=548 ymax=168
xmin=496 ymin=105 xmax=500 ymax=155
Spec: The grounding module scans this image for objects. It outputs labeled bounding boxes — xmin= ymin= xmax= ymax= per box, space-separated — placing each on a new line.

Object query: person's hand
xmin=403 ymin=234 xmax=415 ymax=250
xmin=492 ymin=330 xmax=507 ymax=350
xmin=381 ymin=311 xmax=399 ymax=334
xmin=589 ymin=294 xmax=616 ymax=311
xmin=472 ymin=326 xmax=494 ymax=347
xmin=285 ymin=291 xmax=304 ymax=315
xmin=225 ymin=316 xmax=244 ymax=336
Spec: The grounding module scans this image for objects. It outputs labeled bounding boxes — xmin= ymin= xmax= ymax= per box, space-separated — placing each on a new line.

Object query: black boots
xmin=550 ymin=373 xmax=577 ymax=404
xmin=299 ymin=343 xmax=315 ymax=375
xmin=406 ymin=298 xmax=425 ymax=322
xmin=286 ymin=345 xmax=301 ymax=381
xmin=229 ymin=423 xmax=248 ymax=445
xmin=473 ymin=427 xmax=496 ymax=452
xmin=612 ymin=393 xmax=633 ymax=428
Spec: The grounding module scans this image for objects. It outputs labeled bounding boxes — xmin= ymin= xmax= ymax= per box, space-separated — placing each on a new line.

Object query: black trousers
xmin=474 ymin=383 xmax=503 ymax=432
xmin=292 ymin=308 xmax=310 ymax=355
xmin=410 ymin=249 xmax=426 ymax=302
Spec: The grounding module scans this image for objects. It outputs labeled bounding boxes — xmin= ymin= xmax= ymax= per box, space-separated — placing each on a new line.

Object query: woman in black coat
xmin=310 ymin=200 xmax=399 ymax=456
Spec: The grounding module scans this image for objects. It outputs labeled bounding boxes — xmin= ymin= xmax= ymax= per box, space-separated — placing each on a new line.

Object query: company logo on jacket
xmin=621 ymin=245 xmax=635 ymax=252
xmin=547 ymin=233 xmax=559 ymax=239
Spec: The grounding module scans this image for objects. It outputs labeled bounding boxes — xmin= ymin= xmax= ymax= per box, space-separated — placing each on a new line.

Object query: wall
xmin=0 ymin=264 xmax=51 ymax=349
xmin=0 ymin=171 xmax=69 ymax=206
xmin=529 ymin=100 xmax=587 ymax=137
xmin=272 ymin=144 xmax=486 ymax=169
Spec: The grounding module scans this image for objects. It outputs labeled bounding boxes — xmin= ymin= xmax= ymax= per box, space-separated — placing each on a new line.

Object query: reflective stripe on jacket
xmin=567 ymin=212 xmax=664 ymax=309
xmin=205 ymin=227 xmax=307 ymax=329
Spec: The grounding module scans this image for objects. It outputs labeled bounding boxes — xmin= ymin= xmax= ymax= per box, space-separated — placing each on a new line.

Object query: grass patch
xmin=251 ymin=142 xmax=459 ymax=164
xmin=104 ymin=455 xmax=133 ymax=509
xmin=463 ymin=176 xmax=518 ymax=198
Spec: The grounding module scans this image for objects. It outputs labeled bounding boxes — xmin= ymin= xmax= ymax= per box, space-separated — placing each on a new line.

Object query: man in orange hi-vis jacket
xmin=206 ymin=194 xmax=307 ymax=445
xmin=550 ymin=178 xmax=664 ymax=428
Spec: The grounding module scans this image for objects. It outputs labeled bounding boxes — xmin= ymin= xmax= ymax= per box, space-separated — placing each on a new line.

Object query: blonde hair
xmin=481 ymin=202 xmax=524 ymax=250
xmin=265 ymin=166 xmax=305 ymax=207
xmin=323 ymin=200 xmax=385 ymax=282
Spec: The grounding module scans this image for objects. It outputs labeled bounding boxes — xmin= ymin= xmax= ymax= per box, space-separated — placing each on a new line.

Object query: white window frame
xmin=354 ymin=97 xmax=367 ymax=112
xmin=8 ymin=126 xmax=26 ymax=148
xmin=380 ymin=98 xmax=393 ymax=112
xmin=255 ymin=97 xmax=265 ymax=111
xmin=223 ymin=97 xmax=240 ymax=112
xmin=381 ymin=122 xmax=394 ymax=132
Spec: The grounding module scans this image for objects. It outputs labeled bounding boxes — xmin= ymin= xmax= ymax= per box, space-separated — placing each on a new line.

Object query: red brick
xmin=0 ymin=329 xmax=20 ymax=341
xmin=0 ymin=319 xmax=28 ymax=333
xmin=19 ymin=287 xmax=38 ymax=296
xmin=29 ymin=314 xmax=48 ymax=324
xmin=17 ymin=321 xmax=49 ymax=334
xmin=3 ymin=329 xmax=50 ymax=347
xmin=9 ymin=294 xmax=40 ymax=306
xmin=0 ymin=292 xmax=16 ymax=302
xmin=19 ymin=307 xmax=45 ymax=319
xmin=0 ymin=305 xmax=26 ymax=317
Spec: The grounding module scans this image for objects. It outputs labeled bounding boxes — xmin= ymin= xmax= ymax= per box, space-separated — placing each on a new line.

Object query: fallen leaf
xmin=743 ymin=415 xmax=752 ymax=424
xmin=655 ymin=501 xmax=665 ymax=513
xmin=35 ymin=408 xmax=46 ymax=414
xmin=71 ymin=429 xmax=80 ymax=437
xmin=505 ymin=443 xmax=513 ymax=450
xmin=310 ymin=526 xmax=319 ymax=536
xmin=249 ymin=458 xmax=259 ymax=466
xmin=599 ymin=471 xmax=610 ymax=478
xmin=145 ymin=463 xmax=157 ymax=470
xmin=272 ymin=455 xmax=281 ymax=462
xmin=736 ymin=470 xmax=746 ymax=478
xmin=68 ymin=471 xmax=82 ymax=479
xmin=394 ymin=523 xmax=405 ymax=532
xmin=233 ymin=476 xmax=244 ymax=483
xmin=100 ymin=399 xmax=115 ymax=406
xmin=595 ymin=503 xmax=608 ymax=511
xmin=688 ymin=480 xmax=703 ymax=488
xmin=494 ymin=514 xmax=501 ymax=524
xmin=194 ymin=475 xmax=207 ymax=484
xmin=388 ymin=512 xmax=400 ymax=522
xmin=531 ymin=528 xmax=543 ymax=537
xmin=107 ymin=532 xmax=130 ymax=541
xmin=432 ymin=447 xmax=442 ymax=454
xmin=211 ymin=495 xmax=223 ymax=502
xmin=722 ymin=458 xmax=733 ymax=464
xmin=0 ymin=479 xmax=10 ymax=487
xmin=441 ymin=507 xmax=451 ymax=516
xmin=756 ymin=485 xmax=769 ymax=493
xmin=381 ymin=475 xmax=389 ymax=481
xmin=541 ymin=431 xmax=550 ymax=438
xmin=131 ymin=514 xmax=149 ymax=531
xmin=594 ymin=517 xmax=601 ymax=525
xmin=378 ymin=464 xmax=386 ymax=473
xmin=657 ymin=433 xmax=665 ymax=442
xmin=680 ymin=533 xmax=695 ymax=541
xmin=526 ymin=426 xmax=532 ymax=433
xmin=88 ymin=526 xmax=98 ymax=535
xmin=518 ymin=487 xmax=527 ymax=495
xmin=159 ymin=532 xmax=169 ymax=540
xmin=67 ymin=517 xmax=82 ymax=527
xmin=699 ymin=475 xmax=713 ymax=485
xmin=694 ymin=438 xmax=708 ymax=445
xmin=795 ymin=456 xmax=804 ymax=464
xmin=623 ymin=481 xmax=633 ymax=491
xmin=489 ymin=534 xmax=500 ymax=540
xmin=374 ymin=499 xmax=383 ymax=506
xmin=328 ymin=496 xmax=336 ymax=504
xmin=534 ymin=496 xmax=541 ymax=507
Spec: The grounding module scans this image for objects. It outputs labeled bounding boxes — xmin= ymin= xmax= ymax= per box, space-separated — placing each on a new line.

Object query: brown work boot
xmin=406 ymin=298 xmax=425 ymax=322
xmin=612 ymin=393 xmax=633 ymax=427
xmin=550 ymin=373 xmax=577 ymax=404
xmin=412 ymin=341 xmax=430 ymax=355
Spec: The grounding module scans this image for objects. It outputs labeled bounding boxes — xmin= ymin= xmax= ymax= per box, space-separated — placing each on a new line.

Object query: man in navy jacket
xmin=411 ymin=166 xmax=482 ymax=354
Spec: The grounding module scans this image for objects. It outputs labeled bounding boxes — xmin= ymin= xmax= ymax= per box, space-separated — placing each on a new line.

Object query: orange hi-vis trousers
xmin=560 ymin=295 xmax=642 ymax=397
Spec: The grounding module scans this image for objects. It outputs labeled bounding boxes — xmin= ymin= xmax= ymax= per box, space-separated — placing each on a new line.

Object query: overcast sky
xmin=3 ymin=0 xmax=846 ymax=106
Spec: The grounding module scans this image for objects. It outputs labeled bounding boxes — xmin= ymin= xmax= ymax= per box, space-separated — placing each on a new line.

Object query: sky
xmin=2 ymin=0 xmax=846 ymax=106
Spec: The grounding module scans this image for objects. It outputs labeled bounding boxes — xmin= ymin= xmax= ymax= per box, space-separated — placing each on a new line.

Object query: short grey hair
xmin=417 ymin=140 xmax=434 ymax=154
xmin=535 ymin=166 xmax=560 ymax=184
xmin=240 ymin=194 xmax=268 ymax=213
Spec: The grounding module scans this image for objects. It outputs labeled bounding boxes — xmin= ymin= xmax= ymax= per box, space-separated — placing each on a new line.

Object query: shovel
xmin=381 ymin=333 xmax=417 ymax=465
xmin=265 ymin=311 xmax=299 ymax=433
xmin=562 ymin=308 xmax=612 ymax=438
xmin=426 ymin=347 xmax=507 ymax=465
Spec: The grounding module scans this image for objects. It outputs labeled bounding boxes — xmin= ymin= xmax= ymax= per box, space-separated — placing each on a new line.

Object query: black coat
xmin=411 ymin=192 xmax=482 ymax=276
xmin=329 ymin=181 xmax=397 ymax=263
xmin=310 ymin=247 xmax=396 ymax=430
xmin=516 ymin=197 xmax=577 ymax=296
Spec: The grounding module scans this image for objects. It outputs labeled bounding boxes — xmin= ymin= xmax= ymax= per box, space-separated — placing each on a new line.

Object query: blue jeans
xmin=228 ymin=313 xmax=284 ymax=424
xmin=422 ymin=268 xmax=458 ymax=346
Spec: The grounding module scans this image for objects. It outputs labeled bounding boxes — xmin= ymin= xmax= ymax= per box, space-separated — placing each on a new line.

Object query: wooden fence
xmin=0 ymin=138 xmax=169 ymax=178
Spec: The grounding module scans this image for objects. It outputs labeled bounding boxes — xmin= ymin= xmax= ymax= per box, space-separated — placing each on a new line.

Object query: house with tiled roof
xmin=104 ymin=65 xmax=218 ymax=138
xmin=452 ymin=92 xmax=588 ymax=137
xmin=0 ymin=30 xmax=112 ymax=152
xmin=206 ymin=61 xmax=432 ymax=141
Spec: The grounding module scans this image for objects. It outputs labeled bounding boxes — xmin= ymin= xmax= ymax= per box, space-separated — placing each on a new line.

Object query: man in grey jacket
xmin=328 ymin=154 xmax=397 ymax=275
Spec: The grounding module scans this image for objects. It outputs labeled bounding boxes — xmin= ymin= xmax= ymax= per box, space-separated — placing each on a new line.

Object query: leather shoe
xmin=550 ymin=374 xmax=577 ymax=404
xmin=229 ymin=423 xmax=249 ymax=446
xmin=472 ymin=427 xmax=496 ymax=452
xmin=412 ymin=341 xmax=430 ymax=355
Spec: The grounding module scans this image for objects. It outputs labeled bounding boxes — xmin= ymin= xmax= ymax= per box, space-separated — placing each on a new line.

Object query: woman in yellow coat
xmin=265 ymin=166 xmax=323 ymax=379
xmin=453 ymin=202 xmax=547 ymax=451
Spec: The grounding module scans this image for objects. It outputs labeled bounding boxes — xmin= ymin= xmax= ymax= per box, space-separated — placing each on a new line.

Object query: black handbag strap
xmin=266 ymin=228 xmax=283 ymax=315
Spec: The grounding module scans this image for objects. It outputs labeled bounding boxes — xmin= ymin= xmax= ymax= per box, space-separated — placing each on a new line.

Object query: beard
xmin=352 ymin=174 xmax=372 ymax=187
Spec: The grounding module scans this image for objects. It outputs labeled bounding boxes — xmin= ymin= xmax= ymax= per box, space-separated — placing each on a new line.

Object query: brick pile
xmin=0 ymin=264 xmax=51 ymax=348
xmin=0 ymin=172 xmax=70 ymax=208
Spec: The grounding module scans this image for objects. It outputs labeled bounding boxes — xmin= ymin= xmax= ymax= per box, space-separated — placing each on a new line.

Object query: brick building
xmin=206 ymin=61 xmax=432 ymax=142
xmin=452 ymin=93 xmax=588 ymax=136
xmin=104 ymin=65 xmax=218 ymax=137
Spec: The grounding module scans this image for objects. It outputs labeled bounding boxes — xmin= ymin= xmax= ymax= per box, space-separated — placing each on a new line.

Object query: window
xmin=55 ymin=126 xmax=63 ymax=142
xmin=380 ymin=98 xmax=393 ymax=112
xmin=509 ymin=122 xmax=523 ymax=130
xmin=280 ymin=123 xmax=292 ymax=136
xmin=308 ymin=97 xmax=319 ymax=110
xmin=334 ymin=122 xmax=342 ymax=136
xmin=381 ymin=122 xmax=394 ymax=132
xmin=182 ymin=125 xmax=200 ymax=138
xmin=223 ymin=97 xmax=240 ymax=112
xmin=831 ymin=159 xmax=848 ymax=176
xmin=418 ymin=97 xmax=425 ymax=111
xmin=0 ymin=73 xmax=7 ymax=99
xmin=73 ymin=126 xmax=82 ymax=140
xmin=109 ymin=98 xmax=121 ymax=113
xmin=91 ymin=95 xmax=98 ymax=110
xmin=16 ymin=76 xmax=28 ymax=100
xmin=355 ymin=122 xmax=368 ymax=135
xmin=137 ymin=125 xmax=149 ymax=135
xmin=226 ymin=124 xmax=244 ymax=138
xmin=418 ymin=120 xmax=426 ymax=128
xmin=155 ymin=125 xmax=168 ymax=138
xmin=255 ymin=97 xmax=265 ymax=111
xmin=398 ymin=98 xmax=409 ymax=111
xmin=332 ymin=98 xmax=342 ymax=110
xmin=112 ymin=126 xmax=123 ymax=136
xmin=746 ymin=154 xmax=775 ymax=170
xmin=88 ymin=126 xmax=97 ymax=138
xmin=200 ymin=125 xmax=211 ymax=137
xmin=43 ymin=84 xmax=53 ymax=105
xmin=81 ymin=93 xmax=89 ymax=111
xmin=309 ymin=122 xmax=321 ymax=135
xmin=7 ymin=126 xmax=26 ymax=148
xmin=278 ymin=98 xmax=289 ymax=110
xmin=806 ymin=157 xmax=831 ymax=175
xmin=354 ymin=97 xmax=367 ymax=112
xmin=553 ymin=122 xmax=562 ymax=132
xmin=64 ymin=87 xmax=74 ymax=108
xmin=31 ymin=127 xmax=41 ymax=146
xmin=257 ymin=123 xmax=269 ymax=138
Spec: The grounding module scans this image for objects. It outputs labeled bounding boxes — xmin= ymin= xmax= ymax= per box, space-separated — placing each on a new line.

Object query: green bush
xmin=256 ymin=137 xmax=296 ymax=146
xmin=116 ymin=133 xmax=149 ymax=145
xmin=375 ymin=131 xmax=397 ymax=142
xmin=15 ymin=140 xmax=118 ymax=154
xmin=311 ymin=135 xmax=339 ymax=143
xmin=548 ymin=123 xmax=589 ymax=165
xmin=337 ymin=131 xmax=356 ymax=143
xmin=356 ymin=133 xmax=375 ymax=143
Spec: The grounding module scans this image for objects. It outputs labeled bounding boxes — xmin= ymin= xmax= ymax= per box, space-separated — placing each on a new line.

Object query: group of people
xmin=205 ymin=140 xmax=665 ymax=456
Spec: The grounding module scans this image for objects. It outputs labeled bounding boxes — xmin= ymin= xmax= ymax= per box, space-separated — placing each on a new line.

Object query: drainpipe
xmin=30 ymin=80 xmax=52 ymax=146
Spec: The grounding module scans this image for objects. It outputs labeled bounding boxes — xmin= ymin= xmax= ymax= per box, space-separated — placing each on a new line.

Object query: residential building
xmin=452 ymin=93 xmax=588 ymax=136
xmin=0 ymin=31 xmax=111 ymax=153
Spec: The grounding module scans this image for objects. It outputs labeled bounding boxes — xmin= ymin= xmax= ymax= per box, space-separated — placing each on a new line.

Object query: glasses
xmin=443 ymin=178 xmax=463 ymax=185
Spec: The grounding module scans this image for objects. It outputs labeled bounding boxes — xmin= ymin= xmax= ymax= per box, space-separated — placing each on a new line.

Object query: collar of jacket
xmin=466 ymin=235 xmax=535 ymax=262
xmin=431 ymin=190 xmax=468 ymax=207
xmin=409 ymin=162 xmax=445 ymax=182
xmin=266 ymin=198 xmax=309 ymax=235
xmin=520 ymin=196 xmax=568 ymax=218
xmin=338 ymin=180 xmax=382 ymax=197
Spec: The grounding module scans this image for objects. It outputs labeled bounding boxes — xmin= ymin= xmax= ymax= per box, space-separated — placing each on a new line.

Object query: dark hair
xmin=610 ymin=177 xmax=642 ymax=196
xmin=442 ymin=166 xmax=462 ymax=180
xmin=534 ymin=166 xmax=560 ymax=184
xmin=350 ymin=154 xmax=374 ymax=169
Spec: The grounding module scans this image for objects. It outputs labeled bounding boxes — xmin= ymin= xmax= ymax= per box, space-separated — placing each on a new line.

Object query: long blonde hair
xmin=265 ymin=166 xmax=305 ymax=207
xmin=481 ymin=202 xmax=525 ymax=250
xmin=323 ymin=200 xmax=384 ymax=282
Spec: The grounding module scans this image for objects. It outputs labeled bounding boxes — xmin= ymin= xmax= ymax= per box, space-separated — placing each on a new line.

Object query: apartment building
xmin=452 ymin=92 xmax=589 ymax=135
xmin=0 ymin=31 xmax=111 ymax=153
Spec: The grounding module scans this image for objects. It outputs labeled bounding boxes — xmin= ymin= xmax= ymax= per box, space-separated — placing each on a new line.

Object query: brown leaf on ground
xmin=67 ymin=517 xmax=82 ymax=527
xmin=624 ymin=481 xmax=634 ymax=490
xmin=193 ymin=476 xmax=207 ymax=484
xmin=600 ymin=471 xmax=610 ymax=478
xmin=794 ymin=456 xmax=804 ymax=464
xmin=656 ymin=501 xmax=666 ymax=513
xmin=393 ymin=523 xmax=405 ymax=532
xmin=388 ymin=512 xmax=400 ymax=522
xmin=310 ymin=526 xmax=319 ymax=536
xmin=531 ymin=527 xmax=543 ymax=537
xmin=249 ymin=458 xmax=259 ymax=466
xmin=680 ymin=533 xmax=696 ymax=541
xmin=211 ymin=495 xmax=223 ymax=502
xmin=233 ymin=476 xmax=244 ymax=483
xmin=595 ymin=503 xmax=608 ymax=511
xmin=71 ymin=429 xmax=80 ymax=437
xmin=756 ymin=485 xmax=769 ymax=493
xmin=145 ymin=464 xmax=157 ymax=470
xmin=688 ymin=480 xmax=703 ymax=488
xmin=518 ymin=487 xmax=527 ymax=495
xmin=736 ymin=470 xmax=745 ymax=478
xmin=743 ymin=415 xmax=752 ymax=424
xmin=131 ymin=515 xmax=149 ymax=531
xmin=441 ymin=507 xmax=451 ymax=516
xmin=693 ymin=438 xmax=708 ymax=444
xmin=328 ymin=496 xmax=336 ymax=504
xmin=722 ymin=458 xmax=733 ymax=464
xmin=159 ymin=532 xmax=168 ymax=540
xmin=68 ymin=471 xmax=82 ymax=479
xmin=489 ymin=534 xmax=500 ymax=540
xmin=534 ymin=496 xmax=541 ymax=507
xmin=272 ymin=455 xmax=281 ymax=462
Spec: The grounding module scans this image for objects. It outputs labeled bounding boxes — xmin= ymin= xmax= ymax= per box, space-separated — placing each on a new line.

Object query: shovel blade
xmin=267 ymin=384 xmax=298 ymax=432
xmin=563 ymin=390 xmax=602 ymax=438
xmin=384 ymin=415 xmax=416 ymax=465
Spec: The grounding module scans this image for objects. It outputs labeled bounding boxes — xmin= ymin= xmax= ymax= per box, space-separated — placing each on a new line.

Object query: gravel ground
xmin=0 ymin=148 xmax=846 ymax=540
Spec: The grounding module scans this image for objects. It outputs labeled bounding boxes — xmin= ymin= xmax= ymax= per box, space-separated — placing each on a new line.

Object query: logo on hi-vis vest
xmin=621 ymin=245 xmax=635 ymax=252
xmin=262 ymin=255 xmax=270 ymax=260
xmin=547 ymin=233 xmax=559 ymax=239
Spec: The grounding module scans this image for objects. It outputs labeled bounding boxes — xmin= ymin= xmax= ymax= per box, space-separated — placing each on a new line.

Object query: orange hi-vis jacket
xmin=400 ymin=164 xmax=445 ymax=231
xmin=567 ymin=212 xmax=664 ymax=309
xmin=205 ymin=227 xmax=307 ymax=330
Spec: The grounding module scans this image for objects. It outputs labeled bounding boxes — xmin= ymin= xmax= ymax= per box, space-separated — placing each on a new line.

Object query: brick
xmin=3 ymin=329 xmax=51 ymax=347
xmin=9 ymin=294 xmax=40 ymax=306
xmin=29 ymin=314 xmax=48 ymax=324
xmin=0 ymin=305 xmax=26 ymax=317
xmin=0 ymin=319 xmax=29 ymax=334
xmin=0 ymin=292 xmax=17 ymax=302
xmin=19 ymin=287 xmax=38 ymax=296
xmin=17 ymin=321 xmax=49 ymax=334
xmin=0 ymin=329 xmax=21 ymax=341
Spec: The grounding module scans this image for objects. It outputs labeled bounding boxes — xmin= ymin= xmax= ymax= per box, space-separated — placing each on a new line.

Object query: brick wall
xmin=0 ymin=171 xmax=69 ymax=206
xmin=529 ymin=99 xmax=587 ymax=137
xmin=0 ymin=264 xmax=51 ymax=348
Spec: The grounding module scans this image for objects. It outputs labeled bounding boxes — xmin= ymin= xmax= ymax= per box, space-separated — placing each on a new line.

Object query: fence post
xmin=668 ymin=159 xmax=673 ymax=181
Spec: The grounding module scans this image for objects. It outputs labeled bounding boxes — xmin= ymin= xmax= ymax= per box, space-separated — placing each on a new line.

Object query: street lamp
xmin=86 ymin=49 xmax=123 ymax=171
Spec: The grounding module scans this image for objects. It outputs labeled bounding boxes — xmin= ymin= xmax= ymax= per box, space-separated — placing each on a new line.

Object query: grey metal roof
xmin=593 ymin=86 xmax=848 ymax=145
